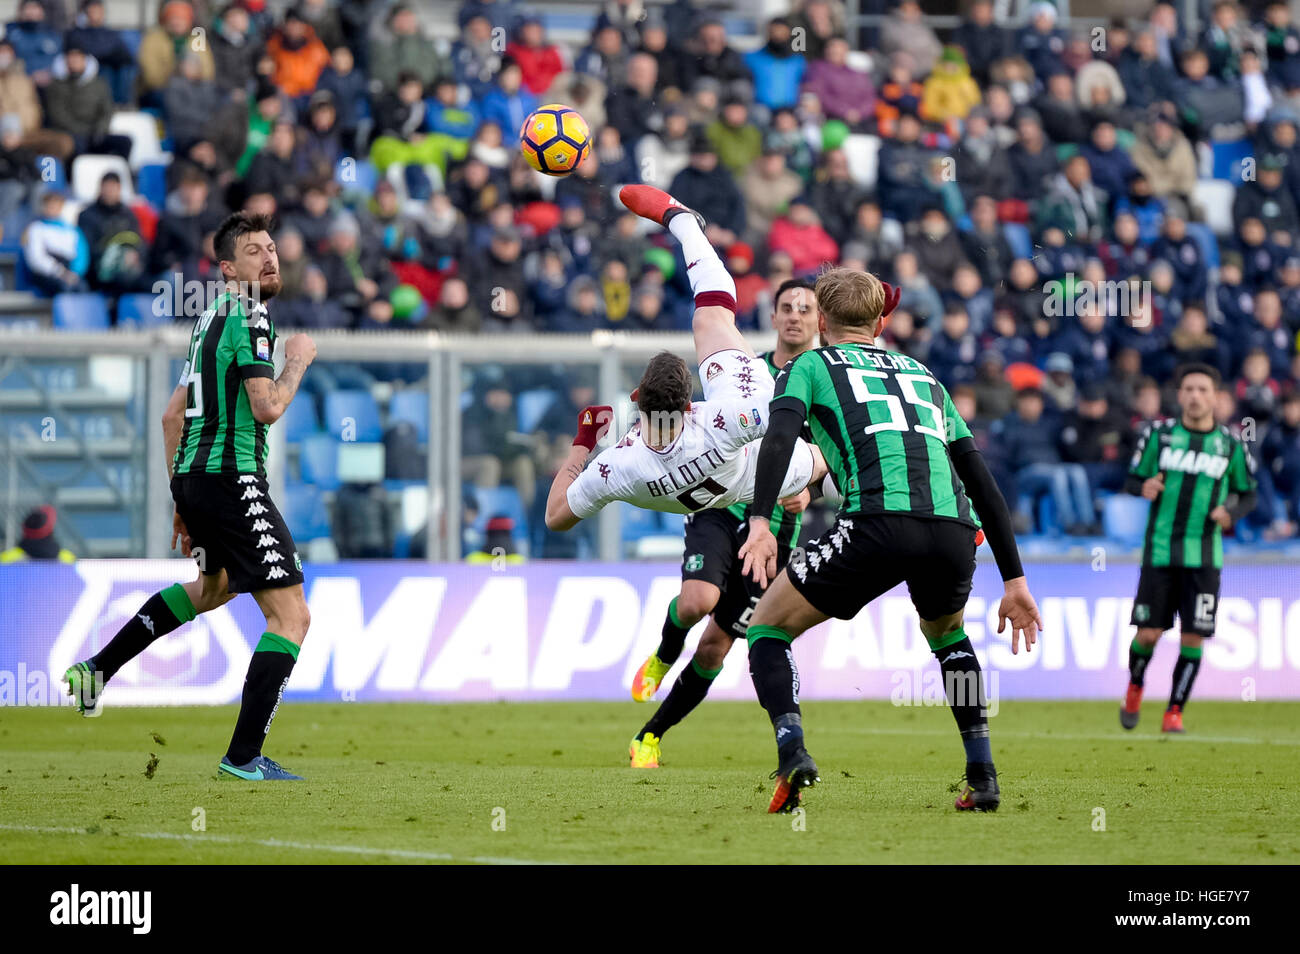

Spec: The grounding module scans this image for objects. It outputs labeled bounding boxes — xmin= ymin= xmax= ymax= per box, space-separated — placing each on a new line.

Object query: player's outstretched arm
xmin=162 ymin=384 xmax=192 ymax=553
xmin=950 ymin=440 xmax=1042 ymax=654
xmin=544 ymin=405 xmax=613 ymax=532
xmin=618 ymin=185 xmax=750 ymax=364
xmin=245 ymin=333 xmax=316 ymax=425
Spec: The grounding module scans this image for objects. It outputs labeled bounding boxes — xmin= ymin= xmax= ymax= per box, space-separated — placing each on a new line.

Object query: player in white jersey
xmin=544 ymin=185 xmax=827 ymax=533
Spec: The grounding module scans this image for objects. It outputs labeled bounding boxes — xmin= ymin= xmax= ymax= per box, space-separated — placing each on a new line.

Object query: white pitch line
xmin=822 ymin=725 xmax=1300 ymax=746
xmin=0 ymin=824 xmax=561 ymax=865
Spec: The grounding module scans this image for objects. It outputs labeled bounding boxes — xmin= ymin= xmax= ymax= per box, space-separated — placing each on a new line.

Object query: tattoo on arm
xmin=247 ymin=355 xmax=309 ymax=421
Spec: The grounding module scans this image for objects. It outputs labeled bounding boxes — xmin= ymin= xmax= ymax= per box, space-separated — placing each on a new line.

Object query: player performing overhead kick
xmin=736 ymin=267 xmax=1043 ymax=814
xmin=627 ymin=278 xmax=826 ymax=769
xmin=544 ymin=185 xmax=827 ymax=535
xmin=63 ymin=212 xmax=317 ymax=782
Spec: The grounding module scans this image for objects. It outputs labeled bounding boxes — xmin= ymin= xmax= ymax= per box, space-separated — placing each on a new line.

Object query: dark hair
xmin=637 ymin=351 xmax=692 ymax=416
xmin=773 ymin=278 xmax=815 ymax=307
xmin=214 ymin=211 xmax=276 ymax=262
xmin=1175 ymin=362 xmax=1222 ymax=388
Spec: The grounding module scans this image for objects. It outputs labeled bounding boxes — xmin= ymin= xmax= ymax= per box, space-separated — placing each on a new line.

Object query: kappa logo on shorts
xmin=251 ymin=518 xmax=273 ymax=532
xmin=238 ymin=475 xmax=257 ymax=484
xmin=262 ymin=550 xmax=283 ymax=564
xmin=706 ymin=362 xmax=723 ymax=380
xmin=241 ymin=486 xmax=263 ymax=501
xmin=255 ymin=533 xmax=278 ymax=548
xmin=789 ymin=548 xmax=808 ymax=582
xmin=266 ymin=566 xmax=288 ymax=581
xmin=246 ymin=502 xmax=268 ymax=517
xmin=685 ymin=553 xmax=704 ymax=572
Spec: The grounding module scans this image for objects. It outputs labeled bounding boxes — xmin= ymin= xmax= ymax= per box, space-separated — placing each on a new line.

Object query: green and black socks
xmin=747 ymin=626 xmax=803 ymax=756
xmin=640 ymin=658 xmax=722 ymax=740
xmin=655 ymin=597 xmax=691 ymax=666
xmin=929 ymin=628 xmax=992 ymax=765
xmin=1169 ymin=644 xmax=1202 ymax=709
xmin=226 ymin=632 xmax=299 ymax=766
xmin=91 ymin=583 xmax=196 ymax=681
xmin=1128 ymin=638 xmax=1154 ymax=687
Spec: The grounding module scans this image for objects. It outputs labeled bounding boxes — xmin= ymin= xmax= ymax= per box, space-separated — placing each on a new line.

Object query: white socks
xmin=669 ymin=212 xmax=735 ymax=303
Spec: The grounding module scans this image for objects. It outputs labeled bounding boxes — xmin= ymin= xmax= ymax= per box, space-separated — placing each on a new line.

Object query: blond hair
xmin=813 ymin=267 xmax=886 ymax=332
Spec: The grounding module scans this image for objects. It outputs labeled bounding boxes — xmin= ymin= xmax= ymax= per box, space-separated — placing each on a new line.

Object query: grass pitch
xmin=1 ymin=700 xmax=1296 ymax=864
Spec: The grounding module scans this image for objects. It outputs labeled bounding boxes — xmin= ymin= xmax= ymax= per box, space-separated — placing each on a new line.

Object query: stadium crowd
xmin=5 ymin=0 xmax=1300 ymax=549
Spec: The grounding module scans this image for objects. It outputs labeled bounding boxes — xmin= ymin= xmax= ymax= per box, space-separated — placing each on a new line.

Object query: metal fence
xmin=0 ymin=327 xmax=772 ymax=562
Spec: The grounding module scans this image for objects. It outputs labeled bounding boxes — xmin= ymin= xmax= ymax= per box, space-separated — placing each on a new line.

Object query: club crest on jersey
xmin=1134 ymin=603 xmax=1150 ymax=623
xmin=256 ymin=336 xmax=270 ymax=361
xmin=685 ymin=553 xmax=704 ymax=571
xmin=706 ymin=362 xmax=724 ymax=381
xmin=582 ymin=410 xmax=593 ymax=425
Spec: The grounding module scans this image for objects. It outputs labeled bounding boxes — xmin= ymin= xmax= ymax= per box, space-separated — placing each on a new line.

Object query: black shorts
xmin=171 ymin=474 xmax=303 ymax=594
xmin=682 ymin=507 xmax=790 ymax=638
xmin=1131 ymin=564 xmax=1222 ymax=637
xmin=787 ymin=512 xmax=976 ymax=621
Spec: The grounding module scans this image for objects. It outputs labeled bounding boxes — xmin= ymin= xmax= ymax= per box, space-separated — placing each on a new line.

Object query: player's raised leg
xmin=630 ymin=618 xmax=733 ymax=767
xmin=64 ymin=570 xmax=236 ymax=715
xmin=631 ymin=579 xmax=718 ymax=702
xmin=218 ymin=583 xmax=311 ymax=781
xmin=618 ymin=185 xmax=750 ymax=363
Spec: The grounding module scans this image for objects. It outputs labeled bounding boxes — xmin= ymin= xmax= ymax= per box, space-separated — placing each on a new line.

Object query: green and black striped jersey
xmin=770 ymin=343 xmax=978 ymax=526
xmin=173 ymin=291 xmax=277 ymax=477
xmin=727 ymin=350 xmax=805 ymax=548
xmin=1128 ymin=418 xmax=1256 ymax=568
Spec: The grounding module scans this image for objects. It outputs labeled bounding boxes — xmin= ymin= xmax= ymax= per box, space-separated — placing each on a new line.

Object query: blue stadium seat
xmin=52 ymin=293 xmax=110 ymax=330
xmin=472 ymin=485 xmax=528 ymax=543
xmin=619 ymin=504 xmax=663 ymax=542
xmin=659 ymin=513 xmax=687 ymax=538
xmin=1103 ymin=494 xmax=1150 ymax=548
xmin=517 ymin=388 xmax=557 ymax=433
xmin=283 ymin=482 xmax=332 ymax=541
xmin=1184 ymin=222 xmax=1220 ymax=269
xmin=0 ymin=207 xmax=32 ymax=255
xmin=389 ymin=389 xmax=429 ymax=441
xmin=116 ymin=292 xmax=172 ymax=327
xmin=324 ymin=389 xmax=382 ymax=441
xmin=1211 ymin=139 xmax=1253 ymax=181
xmin=137 ymin=162 xmax=168 ymax=210
xmin=299 ymin=433 xmax=341 ymax=490
xmin=282 ymin=395 xmax=321 ymax=443
xmin=1003 ymin=223 xmax=1033 ymax=260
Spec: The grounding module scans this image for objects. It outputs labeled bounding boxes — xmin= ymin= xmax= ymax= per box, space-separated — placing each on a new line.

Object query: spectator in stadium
xmin=1079 ymin=120 xmax=1137 ymax=209
xmin=631 ymin=101 xmax=686 ymax=189
xmin=44 ymin=39 xmax=132 ymax=160
xmin=952 ymin=107 xmax=1011 ymax=204
xmin=679 ymin=16 xmax=751 ymax=102
xmin=0 ymin=113 xmax=41 ymax=217
xmin=165 ymin=52 xmax=231 ymax=155
xmin=428 ymin=275 xmax=482 ymax=333
xmin=922 ymin=45 xmax=980 ymax=126
xmin=296 ymin=0 xmax=343 ymax=54
xmin=78 ymin=170 xmax=146 ymax=297
xmin=594 ymin=0 xmax=646 ymax=50
xmin=959 ymin=194 xmax=1012 ymax=287
xmin=149 ymin=166 xmax=224 ymax=279
xmin=1017 ymin=0 xmax=1067 ymax=82
xmin=479 ymin=57 xmax=539 ymax=147
xmin=1034 ymin=70 xmax=1088 ymax=147
xmin=209 ymin=2 xmax=263 ymax=96
xmin=1236 ymin=347 xmax=1283 ymax=424
xmin=369 ymin=2 xmax=440 ymax=94
xmin=462 ymin=224 xmax=531 ymax=328
xmin=993 ymin=386 xmax=1097 ymax=534
xmin=265 ymin=6 xmax=330 ymax=100
xmin=1168 ymin=303 xmax=1228 ymax=376
xmin=1060 ymin=382 xmax=1134 ymax=493
xmin=278 ymin=262 xmax=353 ymax=330
xmin=1117 ymin=28 xmax=1180 ymax=112
xmin=801 ymin=148 xmax=860 ymax=247
xmin=948 ymin=261 xmax=993 ymax=333
xmin=244 ymin=118 xmax=300 ymax=210
xmin=318 ymin=210 xmax=392 ymax=318
xmin=1242 ymin=289 xmax=1295 ymax=379
xmin=66 ymin=0 xmax=134 ymax=103
xmin=1037 ymin=154 xmax=1108 ymax=244
xmin=0 ymin=506 xmax=75 ymax=563
xmin=953 ymin=0 xmax=1009 ymax=85
xmin=506 ymin=15 xmax=564 ymax=96
xmin=298 ymin=89 xmax=345 ymax=182
xmin=1235 ymin=215 xmax=1287 ymax=287
xmin=0 ymin=39 xmax=71 ymax=160
xmin=4 ymin=0 xmax=61 ymax=86
xmin=847 ymin=197 xmax=903 ymax=269
xmin=1176 ymin=47 xmax=1245 ymax=139
xmin=22 ymin=188 xmax=88 ymax=296
xmin=1264 ymin=2 xmax=1300 ymax=91
xmin=877 ymin=112 xmax=934 ymax=223
xmin=450 ymin=13 xmax=502 ymax=100
xmin=605 ymin=51 xmax=662 ymax=148
xmin=1006 ymin=107 xmax=1057 ymax=203
xmin=880 ymin=0 xmax=941 ymax=78
xmin=744 ymin=17 xmax=805 ymax=112
xmin=927 ymin=304 xmax=979 ymax=387
xmin=426 ymin=74 xmax=476 ymax=144
xmin=462 ymin=380 xmax=537 ymax=510
xmin=705 ymin=95 xmax=762 ymax=177
xmin=1202 ymin=0 xmax=1253 ymax=80
xmin=574 ymin=23 xmax=627 ymax=88
xmin=972 ymin=348 xmax=1015 ymax=418
xmin=908 ymin=204 xmax=968 ymax=291
xmin=874 ymin=50 xmax=923 ymax=138
xmin=1039 ymin=350 xmax=1079 ymax=411
xmin=550 ymin=273 xmax=607 ymax=333
xmin=767 ymin=195 xmax=838 ymax=276
xmin=1129 ymin=112 xmax=1197 ymax=208
xmin=1259 ymin=390 xmax=1300 ymax=535
xmin=787 ymin=0 xmax=845 ymax=63
xmin=668 ymin=131 xmax=746 ymax=244
xmin=1234 ymin=153 xmax=1300 ymax=241
xmin=893 ymin=248 xmax=943 ymax=325
xmin=800 ymin=35 xmax=875 ymax=129
xmin=137 ymin=1 xmax=215 ymax=104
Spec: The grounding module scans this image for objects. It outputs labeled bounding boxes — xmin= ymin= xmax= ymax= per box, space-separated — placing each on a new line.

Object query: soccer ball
xmin=519 ymin=104 xmax=591 ymax=177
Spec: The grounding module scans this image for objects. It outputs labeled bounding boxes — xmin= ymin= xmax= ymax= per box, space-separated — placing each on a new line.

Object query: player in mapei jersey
xmin=543 ymin=186 xmax=828 ymax=535
xmin=628 ymin=279 xmax=825 ymax=769
xmin=736 ymin=267 xmax=1043 ymax=814
xmin=1120 ymin=364 xmax=1258 ymax=734
xmin=64 ymin=212 xmax=318 ymax=782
